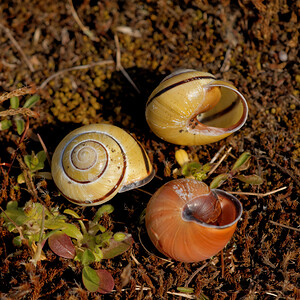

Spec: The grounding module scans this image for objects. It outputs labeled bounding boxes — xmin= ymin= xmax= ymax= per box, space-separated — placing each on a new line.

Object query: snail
xmin=51 ymin=123 xmax=154 ymax=206
xmin=145 ymin=69 xmax=248 ymax=145
xmin=145 ymin=178 xmax=242 ymax=262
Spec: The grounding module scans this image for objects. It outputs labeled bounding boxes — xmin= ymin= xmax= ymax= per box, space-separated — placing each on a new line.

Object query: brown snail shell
xmin=145 ymin=69 xmax=248 ymax=145
xmin=51 ymin=124 xmax=154 ymax=206
xmin=145 ymin=178 xmax=243 ymax=262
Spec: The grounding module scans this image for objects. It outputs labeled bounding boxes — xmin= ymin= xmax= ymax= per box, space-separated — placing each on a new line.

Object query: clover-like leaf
xmin=96 ymin=269 xmax=114 ymax=294
xmin=15 ymin=118 xmax=25 ymax=135
xmin=23 ymin=94 xmax=40 ymax=108
xmin=48 ymin=232 xmax=75 ymax=259
xmin=102 ymin=233 xmax=133 ymax=259
xmin=231 ymin=152 xmax=251 ymax=173
xmin=235 ymin=174 xmax=264 ymax=185
xmin=210 ymin=173 xmax=229 ymax=189
xmin=82 ymin=266 xmax=100 ymax=292
xmin=10 ymin=96 xmax=19 ymax=109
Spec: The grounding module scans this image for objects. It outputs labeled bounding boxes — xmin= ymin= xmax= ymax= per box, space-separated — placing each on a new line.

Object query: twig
xmin=37 ymin=134 xmax=51 ymax=166
xmin=185 ymin=262 xmax=208 ymax=287
xmin=38 ymin=60 xmax=114 ymax=89
xmin=114 ymin=34 xmax=141 ymax=94
xmin=210 ymin=145 xmax=226 ymax=164
xmin=130 ymin=250 xmax=141 ymax=265
xmin=0 ymin=23 xmax=35 ymax=72
xmin=0 ymin=85 xmax=36 ymax=104
xmin=229 ymin=186 xmax=287 ymax=197
xmin=67 ymin=0 xmax=99 ymax=42
xmin=207 ymin=147 xmax=232 ymax=177
xmin=136 ymin=188 xmax=153 ymax=197
xmin=269 ymin=220 xmax=300 ymax=232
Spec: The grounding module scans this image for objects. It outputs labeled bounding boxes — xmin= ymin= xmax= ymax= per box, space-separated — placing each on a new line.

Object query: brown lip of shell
xmin=187 ymin=83 xmax=248 ymax=136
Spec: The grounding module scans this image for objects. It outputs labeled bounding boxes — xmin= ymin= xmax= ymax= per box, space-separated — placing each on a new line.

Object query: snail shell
xmin=145 ymin=178 xmax=242 ymax=262
xmin=145 ymin=69 xmax=248 ymax=145
xmin=51 ymin=124 xmax=154 ymax=206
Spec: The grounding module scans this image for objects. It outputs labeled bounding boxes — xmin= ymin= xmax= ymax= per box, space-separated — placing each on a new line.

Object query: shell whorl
xmin=51 ymin=124 xmax=154 ymax=206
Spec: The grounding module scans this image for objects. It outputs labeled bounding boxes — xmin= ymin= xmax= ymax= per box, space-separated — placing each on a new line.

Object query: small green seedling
xmin=17 ymin=150 xmax=47 ymax=184
xmin=0 ymin=94 xmax=40 ymax=134
xmin=1 ymin=202 xmax=133 ymax=293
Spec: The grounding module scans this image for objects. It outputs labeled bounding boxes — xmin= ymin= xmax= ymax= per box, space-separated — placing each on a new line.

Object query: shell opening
xmin=182 ymin=189 xmax=242 ymax=229
xmin=190 ymin=83 xmax=248 ymax=135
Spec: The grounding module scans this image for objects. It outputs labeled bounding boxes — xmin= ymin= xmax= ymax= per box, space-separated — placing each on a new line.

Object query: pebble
xmin=279 ymin=50 xmax=288 ymax=62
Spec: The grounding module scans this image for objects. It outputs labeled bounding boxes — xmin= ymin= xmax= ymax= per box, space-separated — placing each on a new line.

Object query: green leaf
xmin=231 ymin=152 xmax=251 ymax=172
xmin=177 ymin=287 xmax=194 ymax=293
xmin=235 ymin=174 xmax=264 ymax=185
xmin=93 ymin=247 xmax=103 ymax=262
xmin=82 ymin=266 xmax=100 ymax=292
xmin=10 ymin=96 xmax=19 ymax=108
xmin=113 ymin=232 xmax=126 ymax=242
xmin=61 ymin=223 xmax=84 ymax=241
xmin=16 ymin=119 xmax=25 ymax=135
xmin=17 ymin=173 xmax=26 ymax=184
xmin=36 ymin=151 xmax=47 ymax=164
xmin=0 ymin=119 xmax=12 ymax=130
xmin=81 ymin=249 xmax=96 ymax=265
xmin=93 ymin=204 xmax=114 ymax=223
xmin=102 ymin=234 xmax=133 ymax=259
xmin=181 ymin=162 xmax=202 ymax=177
xmin=210 ymin=173 xmax=229 ymax=189
xmin=23 ymin=94 xmax=40 ymax=108
xmin=13 ymin=236 xmax=22 ymax=247
xmin=63 ymin=209 xmax=81 ymax=219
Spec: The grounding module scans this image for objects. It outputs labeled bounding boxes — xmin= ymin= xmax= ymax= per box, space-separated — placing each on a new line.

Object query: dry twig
xmin=67 ymin=0 xmax=99 ymax=42
xmin=38 ymin=60 xmax=114 ymax=89
xmin=0 ymin=23 xmax=35 ymax=72
xmin=229 ymin=186 xmax=287 ymax=197
xmin=114 ymin=34 xmax=141 ymax=94
xmin=208 ymin=147 xmax=232 ymax=177
xmin=269 ymin=220 xmax=300 ymax=232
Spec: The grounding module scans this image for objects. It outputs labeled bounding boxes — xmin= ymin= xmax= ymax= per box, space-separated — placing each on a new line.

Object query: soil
xmin=0 ymin=0 xmax=299 ymax=299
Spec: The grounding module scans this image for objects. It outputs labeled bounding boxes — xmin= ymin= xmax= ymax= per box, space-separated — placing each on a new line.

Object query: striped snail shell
xmin=145 ymin=178 xmax=242 ymax=262
xmin=51 ymin=124 xmax=154 ymax=206
xmin=145 ymin=69 xmax=248 ymax=145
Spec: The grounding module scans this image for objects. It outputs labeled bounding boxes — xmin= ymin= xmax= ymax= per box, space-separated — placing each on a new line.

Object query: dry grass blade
xmin=269 ymin=220 xmax=300 ymax=232
xmin=0 ymin=85 xmax=36 ymax=104
xmin=208 ymin=147 xmax=232 ymax=177
xmin=0 ymin=108 xmax=39 ymax=118
xmin=67 ymin=0 xmax=99 ymax=41
xmin=114 ymin=34 xmax=141 ymax=94
xmin=0 ymin=23 xmax=35 ymax=72
xmin=38 ymin=60 xmax=114 ymax=89
xmin=229 ymin=186 xmax=287 ymax=197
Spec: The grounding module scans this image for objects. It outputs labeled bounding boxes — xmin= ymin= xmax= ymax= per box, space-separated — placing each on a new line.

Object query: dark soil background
xmin=0 ymin=0 xmax=299 ymax=299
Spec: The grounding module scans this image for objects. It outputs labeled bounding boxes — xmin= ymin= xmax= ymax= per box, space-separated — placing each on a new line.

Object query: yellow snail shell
xmin=145 ymin=178 xmax=243 ymax=262
xmin=145 ymin=69 xmax=248 ymax=145
xmin=51 ymin=124 xmax=154 ymax=206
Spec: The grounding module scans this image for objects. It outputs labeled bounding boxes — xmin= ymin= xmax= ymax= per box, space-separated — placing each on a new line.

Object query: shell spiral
xmin=145 ymin=178 xmax=243 ymax=262
xmin=145 ymin=69 xmax=248 ymax=145
xmin=51 ymin=124 xmax=154 ymax=206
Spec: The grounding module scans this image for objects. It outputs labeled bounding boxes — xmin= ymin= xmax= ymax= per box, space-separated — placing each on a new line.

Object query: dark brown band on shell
xmin=60 ymin=132 xmax=127 ymax=204
xmin=147 ymin=75 xmax=216 ymax=107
